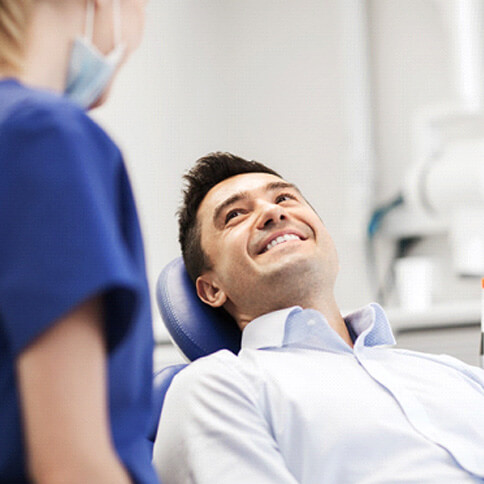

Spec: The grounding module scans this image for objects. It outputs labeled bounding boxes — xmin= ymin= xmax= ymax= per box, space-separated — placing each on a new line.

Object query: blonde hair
xmin=0 ymin=0 xmax=33 ymax=74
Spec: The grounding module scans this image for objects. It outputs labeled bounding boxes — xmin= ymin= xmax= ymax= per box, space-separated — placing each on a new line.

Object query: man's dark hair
xmin=178 ymin=152 xmax=281 ymax=282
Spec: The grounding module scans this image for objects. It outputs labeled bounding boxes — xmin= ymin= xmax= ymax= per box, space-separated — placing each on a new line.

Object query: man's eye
xmin=276 ymin=193 xmax=295 ymax=203
xmin=225 ymin=210 xmax=242 ymax=224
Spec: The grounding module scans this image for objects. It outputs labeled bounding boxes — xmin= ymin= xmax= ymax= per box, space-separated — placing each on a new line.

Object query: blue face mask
xmin=65 ymin=0 xmax=125 ymax=109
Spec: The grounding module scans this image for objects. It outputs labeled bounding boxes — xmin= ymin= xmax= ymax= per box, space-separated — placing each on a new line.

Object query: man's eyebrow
xmin=213 ymin=192 xmax=250 ymax=226
xmin=212 ymin=181 xmax=301 ymax=226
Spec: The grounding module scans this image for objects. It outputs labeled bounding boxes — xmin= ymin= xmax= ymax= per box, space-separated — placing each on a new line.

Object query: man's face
xmin=196 ymin=173 xmax=339 ymax=322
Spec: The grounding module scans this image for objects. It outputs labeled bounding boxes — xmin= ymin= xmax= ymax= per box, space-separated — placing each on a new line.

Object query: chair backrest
xmin=149 ymin=257 xmax=242 ymax=450
xmin=156 ymin=257 xmax=241 ymax=361
xmin=147 ymin=363 xmax=187 ymax=447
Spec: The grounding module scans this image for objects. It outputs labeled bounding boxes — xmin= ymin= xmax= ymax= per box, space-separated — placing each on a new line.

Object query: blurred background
xmin=93 ymin=0 xmax=484 ymax=368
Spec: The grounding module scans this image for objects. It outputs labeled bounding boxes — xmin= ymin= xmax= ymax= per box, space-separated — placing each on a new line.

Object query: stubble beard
xmin=243 ymin=253 xmax=335 ymax=317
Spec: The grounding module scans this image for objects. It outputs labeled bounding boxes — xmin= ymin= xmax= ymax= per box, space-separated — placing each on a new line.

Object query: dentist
xmin=0 ymin=1 xmax=157 ymax=483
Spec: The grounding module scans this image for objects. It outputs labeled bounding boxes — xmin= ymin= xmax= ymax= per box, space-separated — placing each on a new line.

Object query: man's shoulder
xmin=174 ymin=350 xmax=241 ymax=381
xmin=168 ymin=349 xmax=260 ymax=398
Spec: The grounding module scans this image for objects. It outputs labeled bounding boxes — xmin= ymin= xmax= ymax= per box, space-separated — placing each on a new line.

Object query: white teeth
xmin=264 ymin=233 xmax=300 ymax=253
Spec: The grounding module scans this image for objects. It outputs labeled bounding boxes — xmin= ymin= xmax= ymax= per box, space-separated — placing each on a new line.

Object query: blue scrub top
xmin=0 ymin=79 xmax=158 ymax=483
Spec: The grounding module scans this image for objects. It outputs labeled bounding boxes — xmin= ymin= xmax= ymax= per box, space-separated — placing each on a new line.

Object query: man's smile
xmin=257 ymin=230 xmax=307 ymax=255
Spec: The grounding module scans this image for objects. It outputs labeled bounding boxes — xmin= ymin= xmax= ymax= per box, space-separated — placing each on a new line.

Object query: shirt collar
xmin=347 ymin=303 xmax=396 ymax=348
xmin=240 ymin=303 xmax=396 ymax=353
xmin=241 ymin=306 xmax=302 ymax=350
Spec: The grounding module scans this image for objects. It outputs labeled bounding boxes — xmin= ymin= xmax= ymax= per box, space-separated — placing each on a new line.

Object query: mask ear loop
xmin=84 ymin=0 xmax=95 ymax=43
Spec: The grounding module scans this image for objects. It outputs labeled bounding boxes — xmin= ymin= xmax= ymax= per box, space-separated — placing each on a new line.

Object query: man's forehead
xmin=201 ymin=172 xmax=295 ymax=210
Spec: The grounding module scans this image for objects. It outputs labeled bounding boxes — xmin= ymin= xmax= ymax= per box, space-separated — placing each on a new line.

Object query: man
xmin=154 ymin=152 xmax=484 ymax=483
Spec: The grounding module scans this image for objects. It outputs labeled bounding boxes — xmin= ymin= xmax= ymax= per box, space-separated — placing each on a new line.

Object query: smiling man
xmin=194 ymin=165 xmax=349 ymax=344
xmin=154 ymin=152 xmax=484 ymax=484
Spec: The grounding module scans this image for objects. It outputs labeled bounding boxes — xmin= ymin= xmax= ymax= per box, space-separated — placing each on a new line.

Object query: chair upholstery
xmin=147 ymin=363 xmax=187 ymax=445
xmin=156 ymin=257 xmax=241 ymax=361
xmin=149 ymin=257 xmax=242 ymax=451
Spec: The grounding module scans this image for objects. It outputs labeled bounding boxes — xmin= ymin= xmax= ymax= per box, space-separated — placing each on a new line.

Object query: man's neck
xmin=235 ymin=296 xmax=353 ymax=348
xmin=312 ymin=300 xmax=353 ymax=348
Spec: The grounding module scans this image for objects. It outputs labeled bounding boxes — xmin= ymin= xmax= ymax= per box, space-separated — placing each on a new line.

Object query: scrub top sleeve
xmin=0 ymin=104 xmax=139 ymax=357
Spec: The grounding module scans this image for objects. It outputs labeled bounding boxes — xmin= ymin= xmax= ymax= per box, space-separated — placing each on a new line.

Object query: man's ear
xmin=196 ymin=273 xmax=227 ymax=308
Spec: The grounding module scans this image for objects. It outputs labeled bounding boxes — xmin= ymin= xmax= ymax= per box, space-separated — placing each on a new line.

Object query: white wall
xmin=370 ymin=0 xmax=452 ymax=200
xmin=93 ymin=0 xmax=481 ymax=342
xmin=369 ymin=0 xmax=481 ymax=304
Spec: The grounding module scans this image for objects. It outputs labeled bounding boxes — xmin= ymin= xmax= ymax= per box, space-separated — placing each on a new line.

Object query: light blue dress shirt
xmin=154 ymin=303 xmax=484 ymax=483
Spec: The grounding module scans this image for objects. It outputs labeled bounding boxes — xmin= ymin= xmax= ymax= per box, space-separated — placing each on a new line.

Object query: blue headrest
xmin=156 ymin=257 xmax=241 ymax=361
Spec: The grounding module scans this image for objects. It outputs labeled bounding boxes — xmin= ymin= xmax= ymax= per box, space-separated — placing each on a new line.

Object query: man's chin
xmin=258 ymin=251 xmax=315 ymax=280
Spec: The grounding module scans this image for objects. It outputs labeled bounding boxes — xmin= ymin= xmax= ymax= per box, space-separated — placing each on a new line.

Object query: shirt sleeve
xmin=153 ymin=351 xmax=299 ymax=484
xmin=0 ymin=102 xmax=139 ymax=356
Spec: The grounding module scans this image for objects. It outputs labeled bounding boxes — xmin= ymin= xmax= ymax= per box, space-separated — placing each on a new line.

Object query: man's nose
xmin=256 ymin=202 xmax=287 ymax=229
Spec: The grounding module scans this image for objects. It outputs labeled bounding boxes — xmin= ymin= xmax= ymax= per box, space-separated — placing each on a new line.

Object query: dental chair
xmin=147 ymin=257 xmax=242 ymax=447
